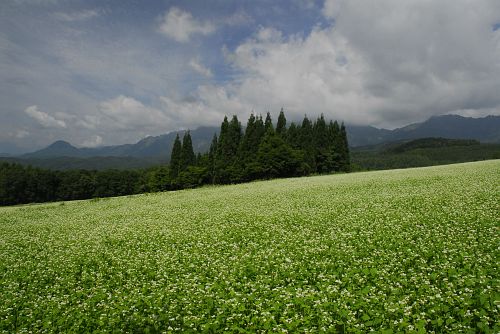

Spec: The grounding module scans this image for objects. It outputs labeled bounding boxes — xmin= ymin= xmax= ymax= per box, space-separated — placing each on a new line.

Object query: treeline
xmin=165 ymin=109 xmax=350 ymax=188
xmin=0 ymin=110 xmax=350 ymax=206
xmin=351 ymin=141 xmax=500 ymax=171
xmin=0 ymin=164 xmax=145 ymax=206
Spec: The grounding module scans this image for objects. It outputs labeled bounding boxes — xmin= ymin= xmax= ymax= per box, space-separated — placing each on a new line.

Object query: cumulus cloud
xmin=319 ymin=0 xmax=500 ymax=124
xmin=189 ymin=59 xmax=213 ymax=77
xmin=24 ymin=105 xmax=67 ymax=128
xmin=162 ymin=0 xmax=500 ymax=128
xmin=5 ymin=1 xmax=500 ymax=152
xmin=98 ymin=95 xmax=171 ymax=131
xmin=159 ymin=7 xmax=215 ymax=42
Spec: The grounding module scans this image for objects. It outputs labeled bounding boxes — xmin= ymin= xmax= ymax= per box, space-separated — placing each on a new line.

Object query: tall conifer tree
xmin=313 ymin=114 xmax=330 ymax=173
xmin=340 ymin=122 xmax=350 ymax=171
xmin=264 ymin=112 xmax=274 ymax=132
xmin=169 ymin=134 xmax=182 ymax=179
xmin=228 ymin=115 xmax=242 ymax=157
xmin=208 ymin=134 xmax=218 ymax=183
xmin=300 ymin=116 xmax=315 ymax=172
xmin=180 ymin=131 xmax=195 ymax=171
xmin=286 ymin=122 xmax=300 ymax=149
xmin=328 ymin=120 xmax=342 ymax=171
xmin=214 ymin=116 xmax=229 ymax=183
xmin=240 ymin=113 xmax=257 ymax=159
xmin=276 ymin=108 xmax=287 ymax=136
xmin=255 ymin=115 xmax=265 ymax=144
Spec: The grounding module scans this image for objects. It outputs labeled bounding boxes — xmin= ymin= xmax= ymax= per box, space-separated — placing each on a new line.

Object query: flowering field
xmin=0 ymin=160 xmax=499 ymax=333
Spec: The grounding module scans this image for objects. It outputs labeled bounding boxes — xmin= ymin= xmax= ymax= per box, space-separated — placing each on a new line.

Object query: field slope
xmin=1 ymin=160 xmax=499 ymax=333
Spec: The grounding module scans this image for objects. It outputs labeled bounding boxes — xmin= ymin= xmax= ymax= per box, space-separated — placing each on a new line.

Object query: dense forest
xmin=350 ymin=138 xmax=500 ymax=171
xmin=0 ymin=110 xmax=350 ymax=206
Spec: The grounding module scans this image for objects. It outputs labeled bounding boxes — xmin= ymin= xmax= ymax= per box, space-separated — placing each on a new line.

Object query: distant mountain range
xmin=20 ymin=126 xmax=216 ymax=159
xmin=1 ymin=114 xmax=499 ymax=170
xmin=346 ymin=114 xmax=500 ymax=147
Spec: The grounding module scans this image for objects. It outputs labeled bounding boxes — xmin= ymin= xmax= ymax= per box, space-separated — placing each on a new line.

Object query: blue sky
xmin=1 ymin=0 xmax=500 ymax=153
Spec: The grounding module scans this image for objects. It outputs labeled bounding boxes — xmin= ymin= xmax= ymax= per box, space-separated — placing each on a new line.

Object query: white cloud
xmin=168 ymin=1 xmax=500 ymax=128
xmin=189 ymin=58 xmax=213 ymax=77
xmin=158 ymin=7 xmax=215 ymax=42
xmin=160 ymin=95 xmax=225 ymax=128
xmin=54 ymin=9 xmax=100 ymax=22
xmin=223 ymin=10 xmax=253 ymax=26
xmin=24 ymin=105 xmax=67 ymax=128
xmin=81 ymin=135 xmax=103 ymax=147
xmin=5 ymin=1 xmax=500 ymax=152
xmin=255 ymin=27 xmax=283 ymax=43
xmin=98 ymin=95 xmax=171 ymax=131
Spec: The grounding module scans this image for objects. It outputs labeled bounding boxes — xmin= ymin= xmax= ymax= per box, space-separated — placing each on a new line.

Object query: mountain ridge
xmin=13 ymin=114 xmax=500 ymax=160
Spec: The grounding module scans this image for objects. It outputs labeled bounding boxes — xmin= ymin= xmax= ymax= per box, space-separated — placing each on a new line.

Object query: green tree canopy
xmin=169 ymin=134 xmax=182 ymax=179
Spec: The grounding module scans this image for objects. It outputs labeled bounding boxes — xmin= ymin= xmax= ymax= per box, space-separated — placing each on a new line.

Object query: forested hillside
xmin=352 ymin=138 xmax=500 ymax=170
xmin=0 ymin=110 xmax=349 ymax=206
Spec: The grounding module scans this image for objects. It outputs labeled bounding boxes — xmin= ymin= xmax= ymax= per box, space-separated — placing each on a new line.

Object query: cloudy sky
xmin=1 ymin=0 xmax=500 ymax=153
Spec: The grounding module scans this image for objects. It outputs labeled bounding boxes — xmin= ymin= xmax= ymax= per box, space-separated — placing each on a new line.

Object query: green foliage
xmin=299 ymin=116 xmax=316 ymax=171
xmin=146 ymin=166 xmax=170 ymax=192
xmin=387 ymin=137 xmax=480 ymax=153
xmin=179 ymin=131 xmax=195 ymax=171
xmin=353 ymin=141 xmax=500 ymax=171
xmin=276 ymin=108 xmax=287 ymax=136
xmin=0 ymin=110 xmax=352 ymax=205
xmin=286 ymin=122 xmax=301 ymax=149
xmin=257 ymin=129 xmax=302 ymax=178
xmin=169 ymin=134 xmax=182 ymax=179
xmin=339 ymin=123 xmax=350 ymax=171
xmin=0 ymin=163 xmax=146 ymax=206
xmin=0 ymin=161 xmax=498 ymax=332
xmin=207 ymin=134 xmax=218 ymax=183
xmin=205 ymin=110 xmax=350 ymax=185
xmin=178 ymin=166 xmax=208 ymax=188
xmin=264 ymin=112 xmax=274 ymax=132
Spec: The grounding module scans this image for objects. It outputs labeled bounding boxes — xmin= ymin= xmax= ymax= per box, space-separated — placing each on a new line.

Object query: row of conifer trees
xmin=0 ymin=109 xmax=350 ymax=205
xmin=166 ymin=109 xmax=349 ymax=188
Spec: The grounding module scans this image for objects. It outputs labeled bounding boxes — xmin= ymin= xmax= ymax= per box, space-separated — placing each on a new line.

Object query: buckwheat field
xmin=1 ymin=160 xmax=498 ymax=333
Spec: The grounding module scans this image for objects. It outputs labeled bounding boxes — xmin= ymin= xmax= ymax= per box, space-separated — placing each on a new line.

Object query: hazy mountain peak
xmin=48 ymin=140 xmax=75 ymax=149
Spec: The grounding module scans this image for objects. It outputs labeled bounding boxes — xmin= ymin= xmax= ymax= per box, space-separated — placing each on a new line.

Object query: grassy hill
xmin=1 ymin=160 xmax=498 ymax=332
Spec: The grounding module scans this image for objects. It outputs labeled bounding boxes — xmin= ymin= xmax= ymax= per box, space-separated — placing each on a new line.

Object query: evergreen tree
xmin=255 ymin=115 xmax=265 ymax=143
xmin=327 ymin=120 xmax=342 ymax=171
xmin=227 ymin=115 xmax=243 ymax=182
xmin=180 ymin=131 xmax=195 ymax=171
xmin=313 ymin=114 xmax=331 ymax=173
xmin=264 ymin=112 xmax=274 ymax=132
xmin=228 ymin=115 xmax=242 ymax=157
xmin=286 ymin=122 xmax=301 ymax=149
xmin=276 ymin=108 xmax=287 ymax=137
xmin=217 ymin=116 xmax=229 ymax=157
xmin=169 ymin=134 xmax=182 ymax=179
xmin=215 ymin=115 xmax=242 ymax=183
xmin=0 ymin=111 xmax=351 ymax=205
xmin=339 ymin=122 xmax=350 ymax=171
xmin=240 ymin=113 xmax=257 ymax=158
xmin=238 ymin=114 xmax=266 ymax=181
xmin=257 ymin=129 xmax=301 ymax=179
xmin=208 ymin=134 xmax=218 ymax=183
xmin=300 ymin=116 xmax=316 ymax=172
xmin=214 ymin=116 xmax=229 ymax=183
